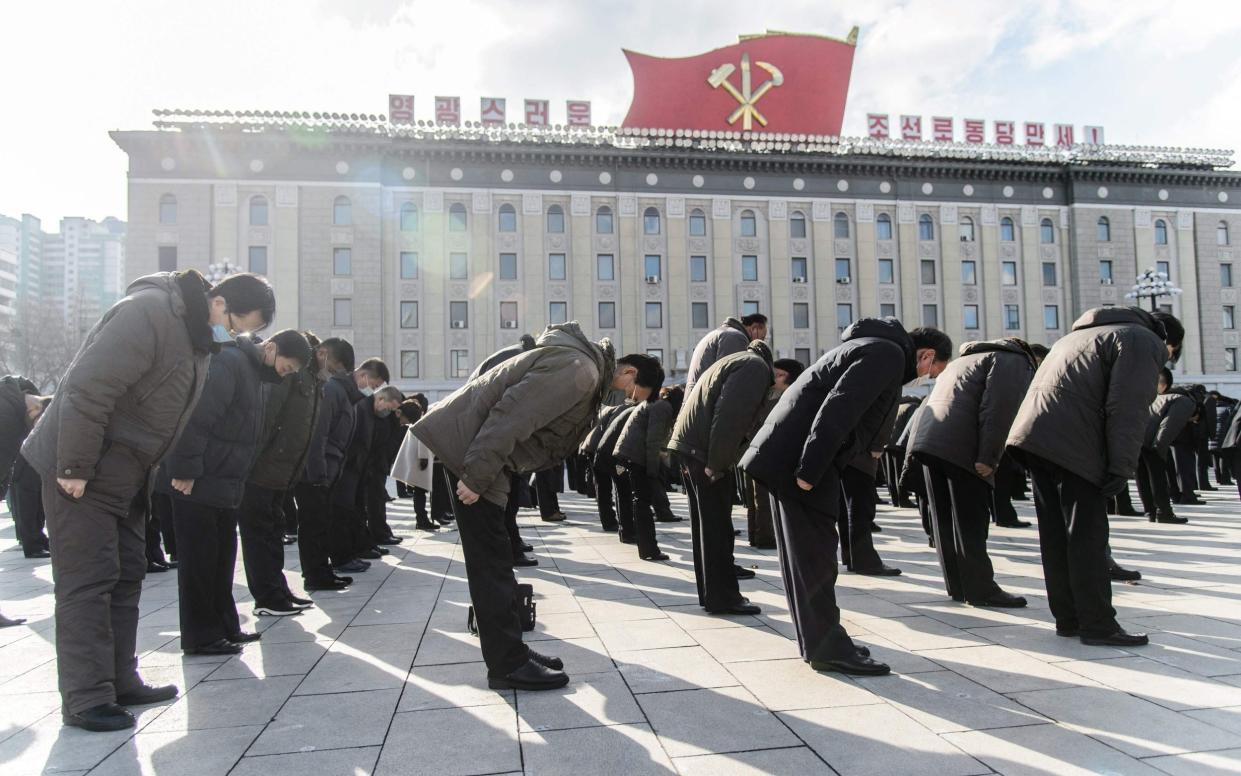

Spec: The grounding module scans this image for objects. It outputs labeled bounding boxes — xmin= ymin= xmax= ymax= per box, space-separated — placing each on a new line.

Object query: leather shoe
xmin=416 ymin=521 xmax=441 ymax=531
xmin=528 ymin=649 xmax=564 ymax=671
xmin=334 ymin=559 xmax=370 ymax=573
xmin=619 ymin=534 xmax=637 ymax=545
xmin=870 ymin=522 xmax=882 ymax=533
xmin=63 ymin=703 xmax=135 ymax=732
xmin=512 ymin=553 xmax=539 ymax=567
xmin=0 ymin=614 xmax=27 ymax=627
xmin=734 ymin=565 xmax=756 ymax=579
xmin=228 ymin=631 xmax=261 ymax=644
xmin=305 ymin=578 xmax=350 ymax=591
xmin=749 ymin=542 xmax=777 ymax=550
xmin=1055 ymin=625 xmax=1079 ymax=637
xmin=1108 ymin=562 xmax=1142 ymax=581
xmin=358 ymin=548 xmax=383 ymax=560
xmin=116 ymin=683 xmax=178 ymax=706
xmin=487 ymin=658 xmax=570 ymax=691
xmin=641 ymin=552 xmax=670 ymax=562
xmin=996 ymin=520 xmax=1031 ymax=528
xmin=146 ymin=560 xmax=170 ymax=573
xmin=1155 ymin=515 xmax=1188 ymax=524
xmin=1177 ymin=497 xmax=1205 ymax=505
xmin=602 ymin=524 xmax=619 ymax=533
xmin=811 ymin=654 xmax=891 ymax=676
xmin=378 ymin=535 xmax=406 ymax=544
xmin=519 ymin=542 xmax=534 ymax=553
xmin=970 ymin=591 xmax=1027 ymax=608
xmin=373 ymin=546 xmax=391 ymax=556
xmin=541 ymin=511 xmax=567 ymax=522
xmin=184 ymin=639 xmax=242 ymax=656
xmin=656 ymin=515 xmax=683 ymax=522
xmin=706 ymin=598 xmax=761 ymax=615
xmin=287 ymin=595 xmax=315 ymax=609
xmin=853 ymin=564 xmax=902 ymax=577
xmin=1081 ymin=629 xmax=1148 ymax=647
xmin=24 ymin=548 xmax=52 ymax=559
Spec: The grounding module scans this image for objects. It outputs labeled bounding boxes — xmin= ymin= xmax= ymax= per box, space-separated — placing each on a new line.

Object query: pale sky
xmin=3 ymin=0 xmax=1241 ymax=227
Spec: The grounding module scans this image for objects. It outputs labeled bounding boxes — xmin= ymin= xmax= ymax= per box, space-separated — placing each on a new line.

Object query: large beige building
xmin=112 ymin=112 xmax=1241 ymax=394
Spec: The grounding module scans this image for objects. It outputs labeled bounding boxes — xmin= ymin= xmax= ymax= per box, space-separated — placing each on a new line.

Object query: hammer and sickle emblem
xmin=707 ymin=52 xmax=784 ymax=130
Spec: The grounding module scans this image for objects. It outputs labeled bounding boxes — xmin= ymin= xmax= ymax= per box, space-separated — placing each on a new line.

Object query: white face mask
xmin=360 ymin=386 xmax=375 ymax=397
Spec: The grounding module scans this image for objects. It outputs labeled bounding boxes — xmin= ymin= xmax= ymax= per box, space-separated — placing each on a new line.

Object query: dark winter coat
xmin=157 ymin=336 xmax=264 ymax=510
xmin=1144 ymin=392 xmax=1196 ymax=455
xmin=741 ymin=318 xmax=917 ymax=512
xmin=685 ymin=317 xmax=750 ymax=394
xmin=302 ymin=372 xmax=360 ymax=486
xmin=0 ymin=376 xmax=39 ymax=498
xmin=1007 ymin=307 xmax=1166 ymax=487
xmin=907 ymin=340 xmax=1036 ymax=485
xmin=847 ymin=398 xmax=902 ymax=477
xmin=597 ymin=403 xmax=638 ymax=464
xmin=411 ymin=323 xmax=613 ymax=507
xmin=615 ymin=399 xmax=676 ymax=473
xmin=22 ymin=273 xmax=213 ymax=507
xmin=1221 ymin=404 xmax=1241 ymax=451
xmin=1212 ymin=398 xmax=1237 ymax=450
xmin=669 ymin=341 xmax=775 ymax=473
xmin=248 ymin=367 xmax=322 ymax=491
xmin=470 ymin=334 xmax=537 ymax=380
xmin=582 ymin=403 xmax=630 ymax=456
xmin=887 ymin=396 xmax=924 ymax=450
xmin=334 ymin=395 xmax=375 ymax=507
xmin=1196 ymin=394 xmax=1217 ymax=448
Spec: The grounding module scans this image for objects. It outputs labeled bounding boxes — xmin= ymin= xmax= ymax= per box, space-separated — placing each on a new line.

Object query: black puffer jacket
xmin=1145 ymin=390 xmax=1196 ymax=455
xmin=1007 ymin=307 xmax=1166 ymax=486
xmin=470 ymin=334 xmax=537 ymax=381
xmin=158 ymin=336 xmax=264 ymax=509
xmin=669 ymin=340 xmax=775 ymax=473
xmin=1213 ymin=398 xmax=1237 ymax=450
xmin=886 ymin=396 xmax=923 ymax=450
xmin=685 ymin=317 xmax=750 ymax=394
xmin=582 ymin=403 xmax=630 ymax=456
xmin=615 ymin=399 xmax=677 ymax=472
xmin=335 ymin=395 xmax=375 ymax=507
xmin=0 ymin=376 xmax=38 ymax=497
xmin=596 ymin=403 xmax=638 ymax=464
xmin=907 ymin=339 xmax=1036 ymax=484
xmin=249 ymin=367 xmax=322 ymax=491
xmin=1196 ymin=393 xmax=1217 ymax=448
xmin=302 ymin=372 xmax=360 ymax=486
xmin=741 ymin=318 xmax=916 ymax=510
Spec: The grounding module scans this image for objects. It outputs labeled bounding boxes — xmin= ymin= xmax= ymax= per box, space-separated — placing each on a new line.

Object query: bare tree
xmin=3 ymin=298 xmax=83 ymax=392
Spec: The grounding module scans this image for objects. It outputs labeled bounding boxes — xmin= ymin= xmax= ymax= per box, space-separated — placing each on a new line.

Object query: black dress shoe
xmin=656 ymin=515 xmax=683 ymax=522
xmin=1116 ymin=509 xmax=1144 ymax=517
xmin=854 ymin=645 xmax=872 ymax=657
xmin=641 ymin=552 xmax=670 ymax=562
xmin=749 ymin=542 xmax=777 ymax=550
xmin=373 ymin=546 xmax=391 ymax=556
xmin=1155 ymin=515 xmax=1189 ymax=524
xmin=0 ymin=614 xmax=27 ymax=627
xmin=378 ymin=535 xmax=406 ymax=544
xmin=228 ymin=631 xmax=262 ymax=644
xmin=519 ymin=542 xmax=534 ymax=553
xmin=1055 ymin=625 xmax=1079 ymax=637
xmin=334 ymin=559 xmax=371 ymax=573
xmin=487 ymin=658 xmax=570 ymax=690
xmin=853 ymin=564 xmax=902 ymax=577
xmin=436 ymin=513 xmax=455 ymax=524
xmin=512 ymin=554 xmax=539 ymax=567
xmin=541 ymin=511 xmax=567 ymax=522
xmin=1108 ymin=562 xmax=1142 ymax=581
xmin=602 ymin=524 xmax=620 ymax=533
xmin=305 ymin=578 xmax=350 ymax=591
xmin=1177 ymin=497 xmax=1205 ymax=506
xmin=24 ymin=548 xmax=52 ymax=559
xmin=619 ymin=534 xmax=637 ymax=545
xmin=528 ymin=649 xmax=564 ymax=671
xmin=332 ymin=574 xmax=353 ymax=585
xmin=706 ymin=598 xmax=761 ymax=615
xmin=358 ymin=548 xmax=383 ymax=560
xmin=734 ymin=566 xmax=756 ymax=580
xmin=996 ymin=520 xmax=1032 ymax=528
xmin=63 ymin=702 xmax=135 ymax=732
xmin=416 ymin=521 xmax=441 ymax=531
xmin=184 ymin=639 xmax=242 ymax=656
xmin=870 ymin=522 xmax=882 ymax=533
xmin=1081 ymin=629 xmax=1149 ymax=647
xmin=146 ymin=561 xmax=170 ymax=573
xmin=282 ymin=534 xmax=297 ymax=545
xmin=811 ymin=654 xmax=891 ymax=676
xmin=970 ymin=591 xmax=1028 ymax=608
xmin=116 ymin=683 xmax=179 ymax=706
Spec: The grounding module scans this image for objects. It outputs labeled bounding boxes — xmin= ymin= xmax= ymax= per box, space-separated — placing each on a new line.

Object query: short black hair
xmin=772 ymin=358 xmax=805 ymax=382
xmin=303 ymin=330 xmax=320 ymax=349
xmin=910 ymin=327 xmax=953 ymax=362
xmin=209 ymin=273 xmax=276 ymax=326
xmin=660 ymin=384 xmax=685 ymax=414
xmin=357 ymin=357 xmax=390 ymax=384
xmin=318 ymin=337 xmax=355 ymax=373
xmin=617 ymin=353 xmax=662 ymax=390
xmin=1159 ymin=366 xmax=1174 ymax=386
xmin=397 ymin=399 xmax=423 ymax=423
xmin=412 ymin=392 xmax=429 ymax=411
xmin=1152 ymin=311 xmax=1184 ymax=348
xmin=741 ymin=313 xmax=768 ymax=327
xmin=268 ymin=329 xmax=312 ymax=368
xmin=641 ymin=365 xmax=666 ymax=398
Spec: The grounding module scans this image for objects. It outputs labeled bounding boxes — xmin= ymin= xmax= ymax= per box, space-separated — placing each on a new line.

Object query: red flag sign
xmin=621 ymin=30 xmax=857 ymax=135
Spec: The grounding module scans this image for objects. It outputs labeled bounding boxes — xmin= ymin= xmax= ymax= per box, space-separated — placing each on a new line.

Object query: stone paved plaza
xmin=2 ymin=485 xmax=1241 ymax=775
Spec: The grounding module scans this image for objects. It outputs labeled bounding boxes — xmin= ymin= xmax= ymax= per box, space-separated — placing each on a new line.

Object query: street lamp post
xmin=1125 ymin=268 xmax=1182 ymax=312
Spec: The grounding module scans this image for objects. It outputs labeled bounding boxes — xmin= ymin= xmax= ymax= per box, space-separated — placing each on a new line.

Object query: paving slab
xmin=636 ymin=685 xmax=801 ymax=758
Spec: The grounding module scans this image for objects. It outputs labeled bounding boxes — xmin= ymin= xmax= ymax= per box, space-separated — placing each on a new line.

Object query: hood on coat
xmin=132 ymin=270 xmax=214 ymax=356
xmin=1072 ymin=306 xmax=1165 ymax=340
xmin=535 ymin=322 xmax=615 ymax=413
xmin=331 ymin=371 xmax=364 ymax=405
xmin=722 ymin=317 xmax=747 ymax=336
xmin=958 ymin=338 xmax=1038 ymax=368
xmin=842 ymin=317 xmax=916 ymax=383
xmin=748 ymin=339 xmax=774 ymax=368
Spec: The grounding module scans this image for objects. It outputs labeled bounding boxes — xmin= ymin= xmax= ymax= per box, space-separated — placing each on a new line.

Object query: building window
xmin=1002 ymin=261 xmax=1018 ymax=286
xmin=876 ymin=213 xmax=893 ymax=241
xmin=647 ymin=349 xmax=664 ymax=364
xmin=836 ymin=303 xmax=852 ymax=330
xmin=878 ymin=258 xmax=895 ymax=284
xmin=644 ymin=254 xmax=661 ymax=282
xmin=1227 ymin=348 xmax=1238 ymax=372
xmin=1225 ymin=305 xmax=1236 ymax=330
xmin=1222 ymin=263 xmax=1234 ymax=288
xmin=450 ymin=350 xmax=470 ymax=379
xmin=596 ymin=206 xmax=613 ymax=234
xmin=795 ymin=348 xmax=812 ymax=366
xmin=598 ymin=302 xmax=616 ymax=329
xmin=690 ymin=255 xmax=707 ymax=283
xmin=1154 ymin=219 xmax=1168 ymax=245
xmin=159 ymin=194 xmax=177 ymax=225
xmin=790 ymin=211 xmax=807 ymax=239
xmin=643 ymin=207 xmax=661 ymax=235
xmin=499 ymin=253 xmax=518 ymax=280
xmin=1044 ymin=305 xmax=1060 ymax=330
xmin=248 ymin=246 xmax=267 ymax=275
xmin=333 ymin=247 xmax=352 ymax=276
xmin=1042 ymin=262 xmax=1057 ymax=286
xmin=880 ymin=303 xmax=897 ymax=318
xmin=794 ymin=303 xmax=810 ymax=329
xmin=498 ymin=203 xmax=517 ymax=233
xmin=961 ymin=260 xmax=977 ymax=285
xmin=792 ymin=257 xmax=808 ymax=283
xmin=250 ymin=196 xmax=269 ymax=226
xmin=959 ymin=217 xmax=975 ymax=243
xmin=400 ymin=301 xmax=419 ymax=328
xmin=596 ymin=254 xmax=614 ymax=281
xmin=922 ymin=304 xmax=938 ymax=327
xmin=741 ymin=255 xmax=759 ymax=282
xmin=919 ymin=214 xmax=934 ymax=241
xmin=742 ymin=301 xmax=760 ymax=316
xmin=401 ymin=251 xmax=418 ymax=279
xmin=689 ymin=209 xmax=707 ymax=237
xmin=549 ymin=253 xmax=567 ymax=281
xmin=333 ymin=196 xmax=351 ymax=226
xmin=546 ymin=205 xmax=565 ymax=234
xmin=740 ymin=210 xmax=757 ymax=237
xmin=333 ymin=298 xmax=352 ymax=327
xmin=835 ymin=258 xmax=851 ymax=283
xmin=645 ymin=302 xmax=662 ymax=328
xmin=449 ymin=301 xmax=469 ymax=329
xmin=449 ymin=203 xmax=468 ymax=232
xmin=1099 ymin=260 xmax=1113 ymax=284
xmin=1040 ymin=218 xmax=1055 ymax=244
xmin=692 ymin=302 xmax=709 ymax=329
xmin=1097 ymin=216 xmax=1110 ymax=242
xmin=158 ymin=245 xmax=177 ymax=272
xmin=500 ymin=301 xmax=518 ymax=329
xmin=1219 ymin=221 xmax=1231 ymax=246
xmin=834 ymin=212 xmax=850 ymax=239
xmin=964 ymin=305 xmax=980 ymax=330
xmin=400 ymin=202 xmax=418 ymax=231
xmin=449 ymin=252 xmax=468 ymax=280
xmin=400 ymin=350 xmax=420 ymax=379
xmin=1157 ymin=260 xmax=1171 ymax=279
xmin=549 ymin=302 xmax=568 ymax=324
xmin=1004 ymin=304 xmax=1020 ymax=330
xmin=1000 ymin=216 xmax=1015 ymax=242
xmin=920 ymin=259 xmax=936 ymax=285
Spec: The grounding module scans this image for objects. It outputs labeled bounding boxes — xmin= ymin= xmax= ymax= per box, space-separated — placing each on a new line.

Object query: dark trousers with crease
xmin=412 ymin=486 xmax=429 ymax=522
xmin=236 ymin=483 xmax=291 ymax=607
xmin=1136 ymin=448 xmax=1174 ymax=517
xmin=172 ymin=498 xmax=241 ymax=649
xmin=1026 ymin=454 xmax=1119 ymax=637
xmin=534 ymin=466 xmax=562 ymax=518
xmin=1171 ymin=442 xmax=1198 ymax=500
xmin=991 ymin=455 xmax=1024 ymax=525
xmin=431 ymin=463 xmax=454 ymax=521
xmin=591 ymin=459 xmax=618 ymax=530
xmin=8 ymin=456 xmax=47 ymax=553
xmin=682 ymin=459 xmax=741 ymax=610
xmin=294 ymin=482 xmax=333 ymax=583
xmin=612 ymin=467 xmax=635 ymax=540
xmin=650 ymin=470 xmax=676 ymax=520
xmin=838 ymin=466 xmax=883 ymax=571
xmin=455 ymin=491 xmax=529 ymax=675
xmin=502 ymin=474 xmax=527 ymax=554
xmin=628 ymin=466 xmax=661 ymax=556
xmin=366 ymin=477 xmax=394 ymax=541
xmin=920 ymin=456 xmax=1002 ymax=603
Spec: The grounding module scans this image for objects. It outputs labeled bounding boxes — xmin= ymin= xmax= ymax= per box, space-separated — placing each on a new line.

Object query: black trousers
xmin=151 ymin=491 xmax=177 ymax=559
xmin=612 ymin=467 xmax=635 ymax=541
xmin=592 ymin=459 xmax=619 ymax=530
xmin=455 ymin=493 xmax=529 ymax=675
xmin=768 ymin=477 xmax=857 ymax=662
xmin=1214 ymin=451 xmax=1233 ymax=485
xmin=650 ymin=469 xmax=675 ymax=521
xmin=237 ymin=483 xmax=292 ymax=607
xmin=294 ymin=482 xmax=334 ymax=583
xmin=366 ymin=477 xmax=394 ymax=542
xmin=838 ymin=466 xmax=883 ymax=571
xmin=7 ymin=456 xmax=47 ymax=552
xmin=1197 ymin=438 xmax=1213 ymax=488
xmin=1136 ymin=449 xmax=1174 ymax=518
xmin=431 ymin=463 xmax=454 ymax=521
xmin=534 ymin=467 xmax=562 ymax=518
xmin=172 ymin=498 xmax=241 ymax=649
xmin=746 ymin=477 xmax=776 ymax=547
xmin=991 ymin=455 xmax=1024 ymax=525
xmin=282 ymin=491 xmax=299 ymax=536
xmin=628 ymin=466 xmax=661 ymax=556
xmin=502 ymin=475 xmax=528 ymax=555
xmin=921 ymin=456 xmax=1002 ymax=603
xmin=1026 ymin=455 xmax=1118 ymax=638
xmin=682 ymin=460 xmax=741 ymax=610
xmin=1171 ymin=442 xmax=1198 ymax=500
